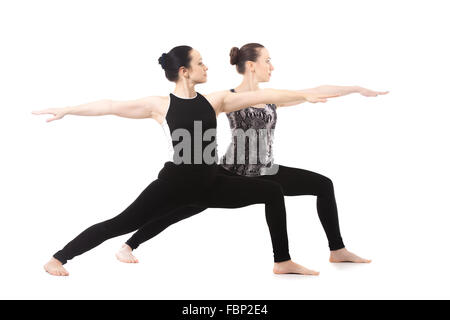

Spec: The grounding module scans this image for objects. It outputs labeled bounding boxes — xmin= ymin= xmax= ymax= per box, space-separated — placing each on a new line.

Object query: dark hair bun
xmin=158 ymin=53 xmax=168 ymax=69
xmin=229 ymin=47 xmax=240 ymax=65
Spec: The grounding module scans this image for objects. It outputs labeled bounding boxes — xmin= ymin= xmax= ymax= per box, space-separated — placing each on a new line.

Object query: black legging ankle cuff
xmin=52 ymin=253 xmax=67 ymax=265
xmin=125 ymin=240 xmax=139 ymax=250
xmin=329 ymin=242 xmax=345 ymax=251
xmin=274 ymin=255 xmax=291 ymax=263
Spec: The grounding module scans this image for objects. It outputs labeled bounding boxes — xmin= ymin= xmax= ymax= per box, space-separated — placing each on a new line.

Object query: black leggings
xmin=125 ymin=165 xmax=345 ymax=252
xmin=53 ymin=163 xmax=291 ymax=264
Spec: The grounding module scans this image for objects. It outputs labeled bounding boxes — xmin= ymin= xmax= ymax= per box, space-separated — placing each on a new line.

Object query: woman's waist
xmin=157 ymin=161 xmax=219 ymax=185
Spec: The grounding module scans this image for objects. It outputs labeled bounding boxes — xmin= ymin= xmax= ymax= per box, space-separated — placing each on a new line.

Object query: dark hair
xmin=158 ymin=45 xmax=193 ymax=82
xmin=229 ymin=43 xmax=265 ymax=74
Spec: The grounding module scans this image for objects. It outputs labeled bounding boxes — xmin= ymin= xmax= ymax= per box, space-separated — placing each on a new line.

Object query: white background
xmin=1 ymin=0 xmax=449 ymax=299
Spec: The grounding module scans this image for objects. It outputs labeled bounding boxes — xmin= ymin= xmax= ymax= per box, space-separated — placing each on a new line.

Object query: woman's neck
xmin=234 ymin=73 xmax=260 ymax=92
xmin=173 ymin=81 xmax=197 ymax=98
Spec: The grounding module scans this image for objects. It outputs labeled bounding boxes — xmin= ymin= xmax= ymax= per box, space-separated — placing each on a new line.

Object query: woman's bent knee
xmin=318 ymin=176 xmax=334 ymax=197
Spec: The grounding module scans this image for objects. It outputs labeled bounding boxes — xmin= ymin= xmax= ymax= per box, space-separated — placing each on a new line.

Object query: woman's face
xmin=252 ymin=47 xmax=274 ymax=83
xmin=183 ymin=49 xmax=208 ymax=84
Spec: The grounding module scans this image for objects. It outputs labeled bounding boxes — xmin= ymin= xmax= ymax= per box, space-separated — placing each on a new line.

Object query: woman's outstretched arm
xmin=206 ymin=89 xmax=338 ymax=115
xmin=31 ymin=96 xmax=167 ymax=123
xmin=277 ymin=85 xmax=389 ymax=107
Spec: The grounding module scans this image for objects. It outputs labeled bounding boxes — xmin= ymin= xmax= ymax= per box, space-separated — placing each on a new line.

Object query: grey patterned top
xmin=220 ymin=89 xmax=279 ymax=176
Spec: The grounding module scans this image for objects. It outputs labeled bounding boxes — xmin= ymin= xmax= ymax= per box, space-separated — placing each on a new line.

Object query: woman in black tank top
xmin=157 ymin=92 xmax=219 ymax=187
xmin=36 ymin=45 xmax=337 ymax=277
xmin=125 ymin=44 xmax=387 ymax=265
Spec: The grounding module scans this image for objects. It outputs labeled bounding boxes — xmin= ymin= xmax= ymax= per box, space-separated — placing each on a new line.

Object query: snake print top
xmin=220 ymin=89 xmax=279 ymax=176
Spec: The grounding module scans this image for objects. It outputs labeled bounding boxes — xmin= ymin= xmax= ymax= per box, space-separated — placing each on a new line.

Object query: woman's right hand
xmin=31 ymin=107 xmax=68 ymax=122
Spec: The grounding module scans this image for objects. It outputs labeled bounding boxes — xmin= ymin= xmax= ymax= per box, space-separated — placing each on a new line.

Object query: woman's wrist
xmin=353 ymin=85 xmax=364 ymax=94
xmin=63 ymin=106 xmax=73 ymax=115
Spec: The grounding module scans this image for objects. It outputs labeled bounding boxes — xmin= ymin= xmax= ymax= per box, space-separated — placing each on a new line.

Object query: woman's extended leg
xmin=116 ymin=205 xmax=207 ymax=263
xmin=125 ymin=206 xmax=207 ymax=251
xmin=44 ymin=178 xmax=192 ymax=275
xmin=117 ymin=168 xmax=240 ymax=261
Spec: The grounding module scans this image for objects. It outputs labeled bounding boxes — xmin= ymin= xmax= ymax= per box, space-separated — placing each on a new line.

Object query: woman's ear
xmin=246 ymin=61 xmax=255 ymax=73
xmin=179 ymin=66 xmax=189 ymax=79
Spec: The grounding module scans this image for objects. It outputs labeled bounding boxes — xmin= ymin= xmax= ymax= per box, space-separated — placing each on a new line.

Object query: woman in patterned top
xmin=116 ymin=43 xmax=388 ymax=267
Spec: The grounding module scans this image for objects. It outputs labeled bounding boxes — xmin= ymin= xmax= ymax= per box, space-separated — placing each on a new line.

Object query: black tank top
xmin=158 ymin=92 xmax=219 ymax=186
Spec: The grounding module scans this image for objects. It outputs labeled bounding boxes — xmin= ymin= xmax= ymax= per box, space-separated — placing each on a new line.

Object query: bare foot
xmin=273 ymin=260 xmax=320 ymax=275
xmin=329 ymin=248 xmax=372 ymax=263
xmin=44 ymin=257 xmax=69 ymax=276
xmin=115 ymin=244 xmax=139 ymax=263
